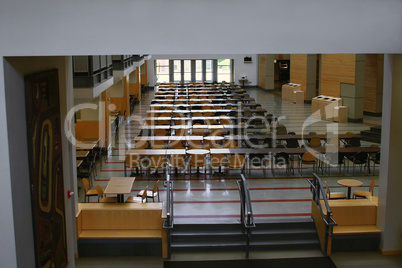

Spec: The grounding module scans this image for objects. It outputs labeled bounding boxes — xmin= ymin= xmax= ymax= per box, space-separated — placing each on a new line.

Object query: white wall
xmin=147 ymin=54 xmax=258 ymax=87
xmin=3 ymin=57 xmax=77 ymax=267
xmin=0 ymin=0 xmax=401 ymax=56
xmin=378 ymin=54 xmax=402 ymax=252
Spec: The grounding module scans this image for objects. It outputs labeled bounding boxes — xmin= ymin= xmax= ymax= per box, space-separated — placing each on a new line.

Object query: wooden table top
xmin=169 ymin=136 xmax=203 ymax=141
xmin=134 ymin=136 xmax=171 ymax=141
xmin=82 ymin=138 xmax=101 ymax=144
xmin=76 ymin=150 xmax=90 ymax=158
xmin=337 ymin=179 xmax=363 ymax=188
xmin=140 ymin=125 xmax=171 ymax=129
xmin=76 ymin=143 xmax=97 ymax=150
xmin=76 ymin=160 xmax=83 ymax=168
xmin=209 ymin=146 xmax=380 ymax=155
xmin=224 ymin=133 xmax=362 ymax=140
xmin=170 ymin=125 xmax=191 ymax=129
xmin=165 ymin=149 xmax=187 ymax=155
xmin=186 ymin=149 xmax=210 ymax=155
xmin=109 ymin=177 xmax=135 ymax=185
xmin=203 ymin=136 xmax=224 ymax=141
xmin=104 ymin=177 xmax=135 ymax=195
xmin=193 ymin=125 xmax=225 ymax=129
xmin=133 ymin=136 xmax=203 ymax=141
xmin=126 ymin=149 xmax=167 ymax=155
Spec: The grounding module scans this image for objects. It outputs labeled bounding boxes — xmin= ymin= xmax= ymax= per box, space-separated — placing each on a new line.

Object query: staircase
xmin=360 ymin=125 xmax=381 ymax=143
xmin=170 ymin=218 xmax=320 ymax=254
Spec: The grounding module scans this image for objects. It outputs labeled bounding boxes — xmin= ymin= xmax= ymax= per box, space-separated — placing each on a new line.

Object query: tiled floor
xmin=75 ymin=86 xmax=399 ymax=267
xmin=79 ymin=86 xmax=380 ymax=223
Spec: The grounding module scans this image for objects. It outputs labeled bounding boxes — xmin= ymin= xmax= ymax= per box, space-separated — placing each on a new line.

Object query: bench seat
xmin=76 ymin=202 xmax=167 ymax=258
xmin=78 ymin=229 xmax=162 ymax=239
xmin=333 ymin=225 xmax=381 ymax=235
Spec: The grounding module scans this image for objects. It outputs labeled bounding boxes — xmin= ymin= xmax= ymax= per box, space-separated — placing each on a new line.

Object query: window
xmin=173 ymin=60 xmax=181 ymax=82
xmin=183 ymin=60 xmax=191 ymax=82
xmin=205 ymin=60 xmax=213 ymax=82
xmin=154 ymin=58 xmax=232 ymax=83
xmin=155 ymin=59 xmax=170 ymax=84
xmin=195 ymin=60 xmax=203 ymax=82
xmin=217 ymin=59 xmax=232 ymax=83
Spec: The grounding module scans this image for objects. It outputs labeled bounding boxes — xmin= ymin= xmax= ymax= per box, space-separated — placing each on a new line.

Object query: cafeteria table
xmin=104 ymin=177 xmax=135 ymax=203
xmin=337 ymin=179 xmax=363 ymax=199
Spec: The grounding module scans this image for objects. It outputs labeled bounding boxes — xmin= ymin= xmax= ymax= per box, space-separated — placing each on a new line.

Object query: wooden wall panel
xmin=321 ymin=54 xmax=356 ymax=97
xmin=75 ymin=121 xmax=100 ymax=141
xmin=102 ymin=89 xmax=111 ymax=147
xmin=130 ymin=67 xmax=141 ymax=100
xmin=290 ymin=54 xmax=307 ymax=97
xmin=364 ymin=54 xmax=379 ymax=113
xmin=258 ymin=54 xmax=266 ymax=88
xmin=140 ymin=60 xmax=148 ymax=86
xmin=362 ymin=54 xmax=383 ymax=114
xmin=109 ymin=76 xmax=130 ymax=118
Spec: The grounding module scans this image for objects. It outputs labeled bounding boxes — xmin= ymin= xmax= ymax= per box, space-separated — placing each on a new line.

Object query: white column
xmin=0 ymin=59 xmax=18 ymax=268
xmin=377 ymin=54 xmax=402 ymax=254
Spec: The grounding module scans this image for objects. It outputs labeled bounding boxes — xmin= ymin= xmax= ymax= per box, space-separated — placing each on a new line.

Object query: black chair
xmin=263 ymin=138 xmax=274 ymax=148
xmin=89 ymin=139 xmax=108 ymax=170
xmin=369 ymin=152 xmax=381 ymax=175
xmin=247 ymin=138 xmax=260 ymax=148
xmin=80 ymin=152 xmax=97 ymax=176
xmin=77 ymin=162 xmax=94 ymax=187
xmin=273 ymin=152 xmax=292 ymax=176
xmin=345 ymin=137 xmax=361 ymax=147
xmin=286 ymin=138 xmax=299 ymax=148
xmin=347 ymin=151 xmax=369 ymax=175
xmin=323 ymin=152 xmax=346 ymax=176
xmin=193 ymin=119 xmax=206 ymax=125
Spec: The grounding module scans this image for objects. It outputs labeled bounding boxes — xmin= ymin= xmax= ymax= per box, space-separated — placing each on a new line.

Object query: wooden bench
xmin=312 ymin=198 xmax=381 ymax=254
xmin=76 ymin=202 xmax=167 ymax=258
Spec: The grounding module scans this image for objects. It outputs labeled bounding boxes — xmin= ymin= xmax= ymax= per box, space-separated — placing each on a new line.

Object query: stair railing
xmin=237 ymin=174 xmax=255 ymax=258
xmin=163 ymin=174 xmax=174 ymax=259
xmin=307 ymin=172 xmax=337 ymax=255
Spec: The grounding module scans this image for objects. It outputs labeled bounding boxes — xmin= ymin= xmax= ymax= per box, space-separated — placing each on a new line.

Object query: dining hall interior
xmin=1 ymin=1 xmax=402 ymax=268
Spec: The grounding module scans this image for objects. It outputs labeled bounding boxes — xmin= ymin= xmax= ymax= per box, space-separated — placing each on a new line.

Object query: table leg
xmin=347 ymin=187 xmax=352 ymax=199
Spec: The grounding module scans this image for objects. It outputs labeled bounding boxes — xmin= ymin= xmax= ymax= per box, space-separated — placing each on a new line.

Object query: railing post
xmin=163 ymin=174 xmax=174 ymax=259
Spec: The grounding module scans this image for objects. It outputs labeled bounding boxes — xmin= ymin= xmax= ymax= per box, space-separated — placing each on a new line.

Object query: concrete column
xmin=265 ymin=54 xmax=275 ymax=90
xmin=306 ymin=54 xmax=317 ymax=101
xmin=340 ymin=54 xmax=365 ymax=122
xmin=377 ymin=54 xmax=402 ymax=254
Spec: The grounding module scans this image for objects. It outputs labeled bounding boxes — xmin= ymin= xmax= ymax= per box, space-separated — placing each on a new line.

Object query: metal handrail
xmin=237 ymin=174 xmax=255 ymax=258
xmin=162 ymin=174 xmax=174 ymax=258
xmin=307 ymin=172 xmax=337 ymax=255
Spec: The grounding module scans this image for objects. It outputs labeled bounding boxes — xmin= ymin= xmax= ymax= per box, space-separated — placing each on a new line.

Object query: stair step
xmin=250 ymin=239 xmax=319 ymax=246
xmin=360 ymin=130 xmax=381 ymax=143
xmin=171 ymin=220 xmax=320 ymax=252
xmin=370 ymin=125 xmax=382 ymax=134
xmin=172 ymin=230 xmax=244 ymax=236
xmin=171 ymin=239 xmax=320 ymax=251
xmin=360 ymin=130 xmax=381 ymax=137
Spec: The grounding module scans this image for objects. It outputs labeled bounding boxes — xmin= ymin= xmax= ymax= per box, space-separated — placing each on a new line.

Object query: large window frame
xmin=154 ymin=59 xmax=233 ymax=84
xmin=155 ymin=59 xmax=170 ymax=84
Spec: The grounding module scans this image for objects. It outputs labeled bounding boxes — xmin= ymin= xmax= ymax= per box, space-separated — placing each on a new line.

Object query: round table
xmin=337 ymin=179 xmax=363 ymax=199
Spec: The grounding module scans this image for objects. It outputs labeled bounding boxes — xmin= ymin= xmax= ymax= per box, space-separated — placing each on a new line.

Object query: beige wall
xmin=258 ymin=54 xmax=274 ymax=90
xmin=290 ymin=54 xmax=307 ymax=95
xmin=321 ymin=54 xmax=356 ymax=97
